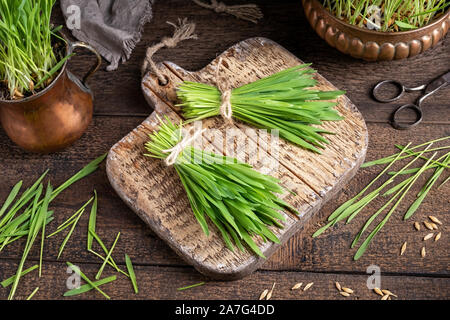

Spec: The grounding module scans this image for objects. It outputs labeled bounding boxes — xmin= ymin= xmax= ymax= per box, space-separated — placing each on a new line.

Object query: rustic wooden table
xmin=0 ymin=0 xmax=448 ymax=300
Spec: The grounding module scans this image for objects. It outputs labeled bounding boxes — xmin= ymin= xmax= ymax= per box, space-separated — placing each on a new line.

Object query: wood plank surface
xmin=0 ymin=121 xmax=448 ymax=274
xmin=107 ymin=37 xmax=368 ymax=279
xmin=0 ymin=0 xmax=448 ymax=299
xmin=57 ymin=1 xmax=450 ymax=123
xmin=0 ymin=260 xmax=448 ymax=300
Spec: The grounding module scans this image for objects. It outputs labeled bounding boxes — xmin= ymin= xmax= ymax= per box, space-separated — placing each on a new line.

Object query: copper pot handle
xmin=68 ymin=41 xmax=102 ymax=86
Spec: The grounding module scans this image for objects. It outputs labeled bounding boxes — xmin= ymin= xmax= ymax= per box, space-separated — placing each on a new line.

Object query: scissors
xmin=372 ymin=71 xmax=450 ymax=130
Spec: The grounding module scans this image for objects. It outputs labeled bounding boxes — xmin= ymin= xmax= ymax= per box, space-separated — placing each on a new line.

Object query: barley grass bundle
xmin=144 ymin=118 xmax=298 ymax=257
xmin=177 ymin=64 xmax=345 ymax=153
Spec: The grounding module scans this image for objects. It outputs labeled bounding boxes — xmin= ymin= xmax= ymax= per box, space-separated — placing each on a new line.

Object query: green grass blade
xmin=125 ymin=254 xmax=139 ymax=294
xmin=88 ymin=249 xmax=129 ymax=278
xmin=66 ymin=262 xmax=110 ymax=300
xmin=438 ymin=175 xmax=450 ymax=189
xmin=56 ymin=209 xmax=86 ymax=259
xmin=48 ymin=196 xmax=94 ymax=239
xmin=95 ymin=232 xmax=121 ymax=280
xmin=177 ymin=282 xmax=205 ymax=291
xmin=26 ymin=287 xmax=39 ymax=300
xmin=88 ymin=230 xmax=121 ymax=272
xmin=0 ymin=181 xmax=22 ymax=218
xmin=39 ymin=182 xmax=53 ymax=277
xmin=87 ymin=190 xmax=97 ymax=250
xmin=354 ymin=153 xmax=436 ymax=260
xmin=63 ymin=276 xmax=116 ymax=297
xmin=404 ymin=155 xmax=450 ymax=220
xmin=1 ymin=264 xmax=38 ymax=288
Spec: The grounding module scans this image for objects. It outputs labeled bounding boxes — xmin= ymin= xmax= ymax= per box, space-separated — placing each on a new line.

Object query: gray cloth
xmin=61 ymin=0 xmax=154 ymax=71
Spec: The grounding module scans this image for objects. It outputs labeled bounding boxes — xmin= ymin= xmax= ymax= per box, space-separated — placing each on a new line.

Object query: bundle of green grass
xmin=145 ymin=118 xmax=299 ymax=257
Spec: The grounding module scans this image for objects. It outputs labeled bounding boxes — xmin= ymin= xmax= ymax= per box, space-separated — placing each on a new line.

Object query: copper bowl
xmin=302 ymin=0 xmax=450 ymax=61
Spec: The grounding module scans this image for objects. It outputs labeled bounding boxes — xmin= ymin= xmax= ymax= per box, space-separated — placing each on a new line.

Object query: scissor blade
xmin=424 ymin=71 xmax=450 ymax=94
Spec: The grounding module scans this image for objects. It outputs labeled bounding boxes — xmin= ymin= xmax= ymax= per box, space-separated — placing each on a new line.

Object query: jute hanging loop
xmin=192 ymin=0 xmax=263 ymax=24
xmin=162 ymin=127 xmax=206 ymax=166
xmin=215 ymin=57 xmax=233 ymax=124
xmin=141 ymin=18 xmax=198 ymax=84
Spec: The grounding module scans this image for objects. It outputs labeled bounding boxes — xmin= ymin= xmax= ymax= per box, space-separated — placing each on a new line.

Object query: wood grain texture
xmin=57 ymin=0 xmax=449 ymax=122
xmin=0 ymin=260 xmax=448 ymax=300
xmin=0 ymin=122 xmax=447 ymax=277
xmin=106 ymin=38 xmax=368 ymax=279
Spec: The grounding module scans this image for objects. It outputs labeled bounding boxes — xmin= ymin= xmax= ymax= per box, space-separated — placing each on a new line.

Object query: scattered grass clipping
xmin=64 ymin=275 xmax=116 ymax=297
xmin=177 ymin=282 xmax=205 ymax=291
xmin=66 ymin=262 xmax=110 ymax=300
xmin=125 ymin=254 xmax=138 ymax=294
xmin=313 ymin=137 xmax=449 ymax=260
xmin=0 ymin=154 xmax=106 ymax=298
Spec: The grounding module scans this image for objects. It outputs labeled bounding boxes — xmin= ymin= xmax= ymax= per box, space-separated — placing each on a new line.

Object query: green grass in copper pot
xmin=322 ymin=0 xmax=449 ymax=32
xmin=0 ymin=0 xmax=72 ymax=99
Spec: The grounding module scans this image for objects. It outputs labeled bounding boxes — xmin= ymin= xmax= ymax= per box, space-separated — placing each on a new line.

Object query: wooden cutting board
xmin=106 ymin=37 xmax=368 ymax=280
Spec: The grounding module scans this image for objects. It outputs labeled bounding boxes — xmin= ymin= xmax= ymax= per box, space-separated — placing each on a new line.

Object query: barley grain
xmin=423 ymin=233 xmax=434 ymax=241
xmin=374 ymin=288 xmax=383 ymax=296
xmin=435 ymin=232 xmax=441 ymax=242
xmin=335 ymin=282 xmax=341 ymax=291
xmin=266 ymin=282 xmax=276 ymax=300
xmin=291 ymin=283 xmax=302 ymax=290
xmin=424 ymin=221 xmax=434 ymax=230
xmin=342 ymin=287 xmax=354 ymax=294
xmin=303 ymin=282 xmax=314 ymax=291
xmin=400 ymin=242 xmax=407 ymax=255
xmin=381 ymin=289 xmax=397 ymax=297
xmin=428 ymin=216 xmax=442 ymax=225
xmin=259 ymin=289 xmax=268 ymax=300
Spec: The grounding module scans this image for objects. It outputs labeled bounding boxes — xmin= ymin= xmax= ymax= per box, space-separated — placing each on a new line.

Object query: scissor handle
xmin=372 ymin=80 xmax=406 ymax=102
xmin=391 ymin=104 xmax=423 ymax=130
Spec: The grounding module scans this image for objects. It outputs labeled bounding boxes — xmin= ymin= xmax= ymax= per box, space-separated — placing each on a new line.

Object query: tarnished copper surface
xmin=303 ymin=0 xmax=449 ymax=61
xmin=0 ymin=40 xmax=101 ymax=153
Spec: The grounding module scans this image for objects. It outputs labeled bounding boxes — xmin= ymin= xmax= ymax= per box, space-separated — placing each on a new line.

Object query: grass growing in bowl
xmin=322 ymin=0 xmax=449 ymax=32
xmin=0 ymin=0 xmax=71 ymax=100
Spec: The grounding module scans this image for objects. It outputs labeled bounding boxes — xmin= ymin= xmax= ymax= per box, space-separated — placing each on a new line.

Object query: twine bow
xmin=192 ymin=0 xmax=263 ymax=24
xmin=141 ymin=18 xmax=198 ymax=84
xmin=162 ymin=127 xmax=206 ymax=166
xmin=216 ymin=57 xmax=233 ymax=124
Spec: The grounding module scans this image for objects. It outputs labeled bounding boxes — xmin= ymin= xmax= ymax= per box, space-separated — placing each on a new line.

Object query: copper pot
xmin=302 ymin=0 xmax=450 ymax=61
xmin=0 ymin=39 xmax=101 ymax=153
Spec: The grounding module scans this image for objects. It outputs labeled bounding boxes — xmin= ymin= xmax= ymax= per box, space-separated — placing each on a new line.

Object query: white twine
xmin=162 ymin=127 xmax=206 ymax=166
xmin=219 ymin=89 xmax=233 ymax=121
xmin=216 ymin=57 xmax=233 ymax=124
